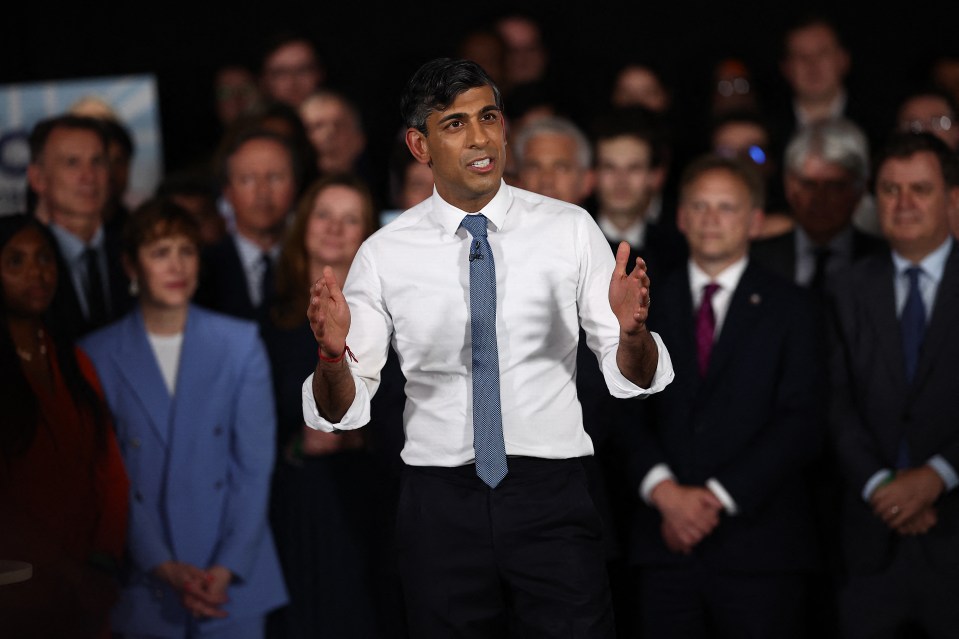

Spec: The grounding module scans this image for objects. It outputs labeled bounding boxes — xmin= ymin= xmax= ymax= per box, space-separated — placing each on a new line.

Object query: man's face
xmin=518 ymin=132 xmax=593 ymax=205
xmin=497 ymin=17 xmax=547 ymax=86
xmin=28 ymin=126 xmax=108 ymax=225
xmin=875 ymin=151 xmax=957 ymax=260
xmin=678 ymin=167 xmax=762 ymax=271
xmin=594 ymin=136 xmax=661 ymax=218
xmin=405 ymin=85 xmax=506 ymax=213
xmin=300 ymin=96 xmax=366 ymax=174
xmin=261 ymin=41 xmax=322 ymax=108
xmin=224 ymin=138 xmax=296 ymax=239
xmin=781 ymin=24 xmax=849 ymax=102
xmin=611 ymin=66 xmax=669 ymax=112
xmin=898 ymin=96 xmax=959 ymax=150
xmin=785 ymin=155 xmax=862 ymax=243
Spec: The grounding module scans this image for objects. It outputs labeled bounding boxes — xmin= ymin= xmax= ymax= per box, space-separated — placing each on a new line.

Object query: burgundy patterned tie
xmin=696 ymin=283 xmax=720 ymax=377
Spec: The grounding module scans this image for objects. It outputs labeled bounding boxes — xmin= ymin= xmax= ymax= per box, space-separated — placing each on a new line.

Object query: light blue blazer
xmin=80 ymin=305 xmax=287 ymax=635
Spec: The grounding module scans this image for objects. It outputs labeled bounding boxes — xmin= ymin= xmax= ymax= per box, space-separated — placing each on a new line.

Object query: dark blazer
xmin=195 ymin=235 xmax=258 ymax=321
xmin=607 ymin=219 xmax=688 ymax=284
xmin=750 ymin=228 xmax=887 ymax=284
xmin=827 ymin=244 xmax=959 ymax=575
xmin=627 ymin=261 xmax=824 ymax=573
xmin=49 ymin=223 xmax=133 ymax=341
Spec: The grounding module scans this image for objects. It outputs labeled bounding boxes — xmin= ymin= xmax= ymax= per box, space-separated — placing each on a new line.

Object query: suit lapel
xmin=702 ymin=263 xmax=764 ymax=384
xmin=862 ymin=255 xmax=906 ymax=387
xmin=168 ymin=307 xmax=223 ymax=457
xmin=111 ymin=309 xmax=172 ymax=443
xmin=912 ymin=246 xmax=959 ymax=392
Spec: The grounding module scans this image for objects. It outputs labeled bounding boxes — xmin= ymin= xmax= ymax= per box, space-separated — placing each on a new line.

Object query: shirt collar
xmin=689 ymin=255 xmax=749 ymax=295
xmin=48 ymin=222 xmax=104 ymax=262
xmin=233 ymin=231 xmax=281 ymax=270
xmin=597 ymin=214 xmax=646 ymax=248
xmin=891 ymin=236 xmax=954 ymax=282
xmin=431 ymin=180 xmax=513 ymax=236
xmin=795 ymin=225 xmax=855 ymax=258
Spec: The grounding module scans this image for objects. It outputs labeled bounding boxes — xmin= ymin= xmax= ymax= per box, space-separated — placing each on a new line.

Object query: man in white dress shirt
xmin=302 ymin=58 xmax=673 ymax=638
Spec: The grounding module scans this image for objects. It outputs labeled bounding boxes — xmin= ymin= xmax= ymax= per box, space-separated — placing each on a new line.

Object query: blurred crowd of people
xmin=3 ymin=9 xmax=959 ymax=639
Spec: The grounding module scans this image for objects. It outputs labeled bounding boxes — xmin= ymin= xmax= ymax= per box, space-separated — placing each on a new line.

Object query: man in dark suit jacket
xmin=628 ymin=154 xmax=824 ymax=638
xmin=752 ymin=117 xmax=886 ymax=291
xmin=829 ymin=132 xmax=959 ymax=638
xmin=27 ymin=114 xmax=132 ymax=340
xmin=195 ymin=128 xmax=299 ymax=321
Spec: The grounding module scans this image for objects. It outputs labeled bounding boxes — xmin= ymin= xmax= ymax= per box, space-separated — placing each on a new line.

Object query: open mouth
xmin=469 ymin=158 xmax=493 ymax=170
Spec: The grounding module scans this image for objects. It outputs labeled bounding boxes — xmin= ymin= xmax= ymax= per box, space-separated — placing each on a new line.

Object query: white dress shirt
xmin=302 ymin=181 xmax=674 ymax=467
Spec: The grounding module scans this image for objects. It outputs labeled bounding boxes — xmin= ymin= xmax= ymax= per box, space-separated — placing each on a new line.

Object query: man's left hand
xmin=870 ymin=466 xmax=945 ymax=529
xmin=609 ymin=241 xmax=651 ymax=336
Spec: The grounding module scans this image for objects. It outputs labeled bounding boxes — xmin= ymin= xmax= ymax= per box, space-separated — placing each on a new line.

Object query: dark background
xmin=4 ymin=0 xmax=958 ymax=193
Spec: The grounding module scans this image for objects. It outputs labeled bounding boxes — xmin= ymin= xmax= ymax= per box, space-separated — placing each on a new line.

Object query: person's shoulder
xmin=78 ymin=312 xmax=133 ymax=353
xmin=188 ymin=304 xmax=259 ymax=340
xmin=508 ymin=184 xmax=590 ymax=218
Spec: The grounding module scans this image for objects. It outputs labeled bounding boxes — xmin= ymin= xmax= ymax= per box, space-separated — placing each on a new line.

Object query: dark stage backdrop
xmin=4 ymin=0 xmax=958 ymax=200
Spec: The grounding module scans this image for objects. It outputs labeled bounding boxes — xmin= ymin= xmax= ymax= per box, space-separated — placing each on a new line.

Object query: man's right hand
xmin=650 ymin=479 xmax=723 ymax=552
xmin=308 ymin=266 xmax=351 ymax=358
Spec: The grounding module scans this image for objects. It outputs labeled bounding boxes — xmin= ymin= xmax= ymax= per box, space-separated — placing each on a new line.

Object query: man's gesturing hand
xmin=609 ymin=241 xmax=651 ymax=336
xmin=308 ymin=266 xmax=351 ymax=358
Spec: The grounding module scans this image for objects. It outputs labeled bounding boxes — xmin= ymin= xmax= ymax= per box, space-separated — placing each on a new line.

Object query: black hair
xmin=400 ymin=57 xmax=503 ymax=136
xmin=0 ymin=214 xmax=110 ymax=462
xmin=101 ymin=118 xmax=135 ymax=158
xmin=28 ymin=114 xmax=108 ymax=162
xmin=588 ymin=105 xmax=672 ymax=169
xmin=874 ymin=132 xmax=959 ymax=188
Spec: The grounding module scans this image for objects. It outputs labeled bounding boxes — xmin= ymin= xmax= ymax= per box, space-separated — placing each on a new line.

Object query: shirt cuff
xmin=862 ymin=469 xmax=894 ymax=502
xmin=300 ymin=372 xmax=370 ymax=432
xmin=640 ymin=463 xmax=675 ymax=505
xmin=927 ymin=455 xmax=959 ymax=492
xmin=603 ymin=331 xmax=675 ymax=398
xmin=706 ymin=478 xmax=738 ymax=516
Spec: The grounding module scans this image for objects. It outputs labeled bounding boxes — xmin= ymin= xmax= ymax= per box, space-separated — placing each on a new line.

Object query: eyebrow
xmin=436 ymin=104 xmax=501 ymax=126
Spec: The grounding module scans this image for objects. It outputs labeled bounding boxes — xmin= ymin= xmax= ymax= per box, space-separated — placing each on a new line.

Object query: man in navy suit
xmin=829 ymin=132 xmax=959 ymax=638
xmin=627 ymin=154 xmax=824 ymax=637
xmin=196 ymin=128 xmax=299 ymax=320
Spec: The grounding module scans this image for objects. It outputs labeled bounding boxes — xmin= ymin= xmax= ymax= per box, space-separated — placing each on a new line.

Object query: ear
xmin=578 ymin=168 xmax=596 ymax=202
xmin=405 ymin=128 xmax=431 ymax=166
xmin=783 ymin=172 xmax=800 ymax=204
xmin=27 ymin=163 xmax=45 ymax=195
xmin=676 ymin=204 xmax=689 ymax=236
xmin=121 ymin=252 xmax=138 ymax=287
xmin=747 ymin=207 xmax=766 ymax=239
xmin=648 ymin=165 xmax=667 ymax=192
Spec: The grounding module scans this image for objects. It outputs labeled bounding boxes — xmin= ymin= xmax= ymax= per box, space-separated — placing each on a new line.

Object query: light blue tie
xmin=897 ymin=265 xmax=926 ymax=468
xmin=461 ymin=214 xmax=508 ymax=488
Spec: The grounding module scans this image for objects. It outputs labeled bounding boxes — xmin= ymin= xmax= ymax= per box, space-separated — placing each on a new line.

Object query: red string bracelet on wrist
xmin=318 ymin=344 xmax=357 ymax=364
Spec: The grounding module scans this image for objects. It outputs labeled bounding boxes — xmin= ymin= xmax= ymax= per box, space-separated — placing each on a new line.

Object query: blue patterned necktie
xmin=897 ymin=265 xmax=926 ymax=468
xmin=461 ymin=214 xmax=508 ymax=488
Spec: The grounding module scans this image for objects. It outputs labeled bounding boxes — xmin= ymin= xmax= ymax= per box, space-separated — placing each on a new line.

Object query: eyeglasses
xmin=899 ymin=116 xmax=953 ymax=134
xmin=716 ymin=77 xmax=750 ymax=97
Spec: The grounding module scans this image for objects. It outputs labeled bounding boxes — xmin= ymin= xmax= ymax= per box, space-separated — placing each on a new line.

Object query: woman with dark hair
xmin=264 ymin=174 xmax=404 ymax=638
xmin=0 ymin=213 xmax=128 ymax=638
xmin=79 ymin=199 xmax=287 ymax=638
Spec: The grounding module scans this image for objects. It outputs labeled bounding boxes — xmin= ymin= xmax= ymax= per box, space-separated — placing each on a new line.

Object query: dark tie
xmin=83 ymin=247 xmax=108 ymax=327
xmin=461 ymin=214 xmax=508 ymax=489
xmin=897 ymin=266 xmax=926 ymax=468
xmin=695 ymin=282 xmax=720 ymax=377
xmin=260 ymin=252 xmax=275 ymax=308
xmin=810 ymin=246 xmax=832 ymax=292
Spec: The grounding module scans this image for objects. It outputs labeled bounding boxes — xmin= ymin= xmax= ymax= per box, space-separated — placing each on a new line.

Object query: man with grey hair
xmin=514 ymin=115 xmax=594 ymax=206
xmin=751 ymin=117 xmax=886 ymax=292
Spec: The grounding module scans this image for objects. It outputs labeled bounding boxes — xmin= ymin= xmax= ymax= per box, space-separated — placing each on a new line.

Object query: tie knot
xmin=461 ymin=214 xmax=489 ymax=238
xmin=904 ymin=265 xmax=923 ymax=286
xmin=702 ymin=282 xmax=720 ymax=302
